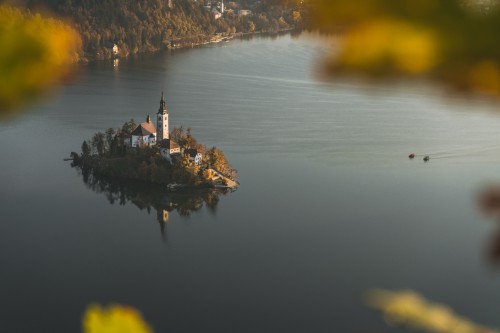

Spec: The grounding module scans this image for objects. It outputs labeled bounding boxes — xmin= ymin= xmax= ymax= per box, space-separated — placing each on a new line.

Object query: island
xmin=70 ymin=92 xmax=238 ymax=190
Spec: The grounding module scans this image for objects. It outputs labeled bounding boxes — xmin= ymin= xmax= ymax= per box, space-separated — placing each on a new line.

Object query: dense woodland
xmin=71 ymin=120 xmax=237 ymax=186
xmin=26 ymin=0 xmax=306 ymax=60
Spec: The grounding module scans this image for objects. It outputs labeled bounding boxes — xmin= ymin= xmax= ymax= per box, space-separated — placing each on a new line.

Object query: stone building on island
xmin=129 ymin=92 xmax=187 ymax=162
xmin=130 ymin=114 xmax=156 ymax=147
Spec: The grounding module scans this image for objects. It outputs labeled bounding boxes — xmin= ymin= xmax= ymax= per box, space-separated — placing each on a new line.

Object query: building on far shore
xmin=238 ymin=9 xmax=252 ymax=16
xmin=106 ymin=43 xmax=119 ymax=57
xmin=212 ymin=7 xmax=222 ymax=19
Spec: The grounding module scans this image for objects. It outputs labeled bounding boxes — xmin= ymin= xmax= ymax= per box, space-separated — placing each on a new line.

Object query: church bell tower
xmin=157 ymin=92 xmax=169 ymax=142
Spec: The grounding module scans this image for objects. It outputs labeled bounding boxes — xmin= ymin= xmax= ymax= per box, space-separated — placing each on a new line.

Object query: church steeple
xmin=158 ymin=91 xmax=167 ymax=115
xmin=157 ymin=91 xmax=169 ymax=141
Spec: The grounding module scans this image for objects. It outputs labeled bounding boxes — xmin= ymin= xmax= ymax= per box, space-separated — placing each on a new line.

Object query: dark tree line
xmin=25 ymin=0 xmax=307 ymax=60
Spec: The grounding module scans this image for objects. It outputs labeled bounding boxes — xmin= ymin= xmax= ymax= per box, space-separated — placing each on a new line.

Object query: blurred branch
xmin=366 ymin=289 xmax=500 ymax=333
xmin=309 ymin=0 xmax=500 ymax=96
xmin=83 ymin=304 xmax=153 ymax=333
xmin=0 ymin=4 xmax=81 ymax=117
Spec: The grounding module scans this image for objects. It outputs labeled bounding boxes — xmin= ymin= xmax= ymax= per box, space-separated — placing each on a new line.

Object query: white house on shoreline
xmin=129 ymin=92 xmax=185 ymax=161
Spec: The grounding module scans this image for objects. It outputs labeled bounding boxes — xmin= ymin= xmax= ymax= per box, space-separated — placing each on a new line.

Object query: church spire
xmin=157 ymin=91 xmax=169 ymax=141
xmin=158 ymin=91 xmax=167 ymax=115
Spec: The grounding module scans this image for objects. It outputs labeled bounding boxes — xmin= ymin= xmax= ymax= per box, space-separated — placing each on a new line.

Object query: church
xmin=130 ymin=92 xmax=181 ymax=160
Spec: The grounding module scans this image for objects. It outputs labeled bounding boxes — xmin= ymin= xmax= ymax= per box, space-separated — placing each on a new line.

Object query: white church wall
xmin=132 ymin=135 xmax=155 ymax=147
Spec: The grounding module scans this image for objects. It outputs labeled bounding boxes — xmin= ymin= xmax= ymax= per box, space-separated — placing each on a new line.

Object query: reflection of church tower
xmin=157 ymin=209 xmax=169 ymax=239
xmin=157 ymin=92 xmax=169 ymax=142
xmin=159 ymin=209 xmax=169 ymax=223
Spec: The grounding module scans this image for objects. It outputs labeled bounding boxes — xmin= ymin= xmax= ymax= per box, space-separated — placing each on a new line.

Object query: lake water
xmin=2 ymin=33 xmax=500 ymax=332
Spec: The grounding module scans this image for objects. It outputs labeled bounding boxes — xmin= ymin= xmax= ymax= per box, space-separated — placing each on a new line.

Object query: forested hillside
xmin=26 ymin=0 xmax=306 ymax=61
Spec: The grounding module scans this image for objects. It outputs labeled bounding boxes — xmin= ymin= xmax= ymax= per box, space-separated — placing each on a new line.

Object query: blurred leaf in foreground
xmin=310 ymin=0 xmax=500 ymax=97
xmin=83 ymin=304 xmax=153 ymax=333
xmin=0 ymin=4 xmax=81 ymax=116
xmin=366 ymin=289 xmax=499 ymax=333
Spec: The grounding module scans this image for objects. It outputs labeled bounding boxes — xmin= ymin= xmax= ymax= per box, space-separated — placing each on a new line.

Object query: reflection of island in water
xmin=77 ymin=168 xmax=231 ymax=238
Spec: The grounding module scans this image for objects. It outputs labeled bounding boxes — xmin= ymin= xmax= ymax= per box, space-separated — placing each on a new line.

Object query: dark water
xmin=2 ymin=33 xmax=500 ymax=332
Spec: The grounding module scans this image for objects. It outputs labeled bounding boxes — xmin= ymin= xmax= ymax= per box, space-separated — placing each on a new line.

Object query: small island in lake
xmin=70 ymin=92 xmax=238 ymax=190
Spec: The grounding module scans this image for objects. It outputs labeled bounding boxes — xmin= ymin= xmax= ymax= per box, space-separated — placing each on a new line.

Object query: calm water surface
xmin=2 ymin=33 xmax=500 ymax=332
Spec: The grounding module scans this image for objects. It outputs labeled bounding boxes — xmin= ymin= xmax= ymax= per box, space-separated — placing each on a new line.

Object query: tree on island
xmin=121 ymin=119 xmax=136 ymax=136
xmin=206 ymin=147 xmax=237 ymax=180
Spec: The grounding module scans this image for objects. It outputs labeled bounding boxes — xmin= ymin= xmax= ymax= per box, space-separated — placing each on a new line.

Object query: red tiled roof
xmin=169 ymin=140 xmax=180 ymax=149
xmin=131 ymin=122 xmax=157 ymax=136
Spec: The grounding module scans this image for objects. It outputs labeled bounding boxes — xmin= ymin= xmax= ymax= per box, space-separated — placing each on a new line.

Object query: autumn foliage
xmin=0 ymin=5 xmax=81 ymax=115
xmin=83 ymin=304 xmax=153 ymax=333
xmin=310 ymin=0 xmax=500 ymax=96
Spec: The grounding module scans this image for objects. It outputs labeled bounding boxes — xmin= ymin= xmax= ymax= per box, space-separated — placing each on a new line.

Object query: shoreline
xmin=168 ymin=28 xmax=298 ymax=49
xmin=71 ymin=156 xmax=239 ymax=191
xmin=79 ymin=28 xmax=300 ymax=63
xmin=72 ymin=163 xmax=238 ymax=192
